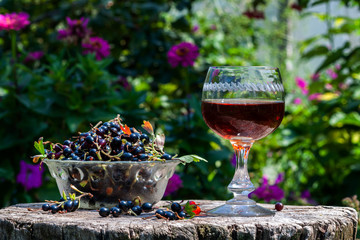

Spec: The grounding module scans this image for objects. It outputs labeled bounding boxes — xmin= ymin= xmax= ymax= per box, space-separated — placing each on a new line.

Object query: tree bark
xmin=0 ymin=201 xmax=358 ymax=240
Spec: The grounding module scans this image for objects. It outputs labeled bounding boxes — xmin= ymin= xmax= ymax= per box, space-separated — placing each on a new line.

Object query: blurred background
xmin=0 ymin=0 xmax=359 ymax=223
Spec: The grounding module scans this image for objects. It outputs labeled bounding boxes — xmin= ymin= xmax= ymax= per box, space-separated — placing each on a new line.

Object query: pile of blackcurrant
xmin=99 ymin=199 xmax=153 ymax=217
xmin=42 ymin=199 xmax=80 ymax=214
xmin=34 ymin=115 xmax=174 ymax=162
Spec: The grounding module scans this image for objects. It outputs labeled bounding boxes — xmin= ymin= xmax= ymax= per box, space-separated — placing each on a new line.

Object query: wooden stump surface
xmin=0 ymin=200 xmax=358 ymax=240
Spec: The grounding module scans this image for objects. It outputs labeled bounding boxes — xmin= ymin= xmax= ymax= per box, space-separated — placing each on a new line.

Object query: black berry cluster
xmin=42 ymin=198 xmax=80 ymax=214
xmin=35 ymin=115 xmax=174 ymax=162
xmin=155 ymin=202 xmax=188 ymax=220
xmin=99 ymin=199 xmax=153 ymax=217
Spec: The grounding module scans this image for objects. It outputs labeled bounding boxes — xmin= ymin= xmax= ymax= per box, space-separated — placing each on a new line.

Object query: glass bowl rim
xmin=208 ymin=66 xmax=279 ymax=70
xmin=42 ymin=159 xmax=181 ymax=165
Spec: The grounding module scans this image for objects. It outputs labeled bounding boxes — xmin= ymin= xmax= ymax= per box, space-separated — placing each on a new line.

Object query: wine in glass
xmin=201 ymin=66 xmax=285 ymax=217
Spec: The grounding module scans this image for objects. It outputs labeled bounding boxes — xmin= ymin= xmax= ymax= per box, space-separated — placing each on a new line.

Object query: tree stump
xmin=0 ymin=200 xmax=358 ymax=240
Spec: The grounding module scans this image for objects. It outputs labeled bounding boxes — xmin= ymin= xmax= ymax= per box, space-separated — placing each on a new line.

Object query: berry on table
xmin=64 ymin=200 xmax=74 ymax=212
xmin=161 ymin=153 xmax=172 ymax=160
xmin=131 ymin=205 xmax=142 ymax=216
xmin=155 ymin=209 xmax=165 ymax=219
xmin=51 ymin=204 xmax=60 ymax=214
xmin=118 ymin=200 xmax=129 ymax=212
xmin=99 ymin=207 xmax=110 ymax=217
xmin=72 ymin=200 xmax=80 ymax=212
xmin=171 ymin=202 xmax=182 ymax=213
xmin=275 ymin=202 xmax=284 ymax=211
xmin=110 ymin=207 xmax=122 ymax=217
xmin=141 ymin=202 xmax=153 ymax=212
xmin=164 ymin=211 xmax=176 ymax=220
xmin=42 ymin=203 xmax=51 ymax=211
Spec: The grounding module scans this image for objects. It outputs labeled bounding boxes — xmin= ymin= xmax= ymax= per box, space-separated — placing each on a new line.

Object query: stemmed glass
xmin=201 ymin=66 xmax=285 ymax=217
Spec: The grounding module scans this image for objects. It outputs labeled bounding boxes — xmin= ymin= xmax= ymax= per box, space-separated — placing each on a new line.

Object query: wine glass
xmin=201 ymin=66 xmax=285 ymax=217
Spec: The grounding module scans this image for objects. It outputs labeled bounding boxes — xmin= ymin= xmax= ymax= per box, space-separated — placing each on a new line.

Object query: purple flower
xmin=231 ymin=154 xmax=236 ymax=167
xmin=301 ymin=190 xmax=317 ymax=205
xmin=0 ymin=12 xmax=30 ymax=31
xmin=295 ymin=77 xmax=308 ymax=95
xmin=82 ymin=36 xmax=110 ymax=60
xmin=16 ymin=160 xmax=44 ymax=191
xmin=308 ymin=93 xmax=322 ymax=101
xmin=192 ymin=25 xmax=199 ymax=32
xmin=293 ymin=98 xmax=302 ymax=105
xmin=167 ymin=42 xmax=199 ymax=68
xmin=164 ymin=173 xmax=183 ymax=197
xmin=210 ymin=24 xmax=217 ymax=30
xmin=115 ymin=76 xmax=131 ymax=91
xmin=326 ymin=69 xmax=338 ymax=80
xmin=310 ymin=73 xmax=320 ymax=81
xmin=335 ymin=64 xmax=341 ymax=70
xmin=250 ymin=173 xmax=285 ymax=202
xmin=57 ymin=17 xmax=90 ymax=42
xmin=24 ymin=51 xmax=44 ymax=62
xmin=57 ymin=29 xmax=70 ymax=40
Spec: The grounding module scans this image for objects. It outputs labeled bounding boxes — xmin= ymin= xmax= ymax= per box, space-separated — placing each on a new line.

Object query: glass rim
xmin=208 ymin=66 xmax=279 ymax=70
xmin=42 ymin=159 xmax=180 ymax=165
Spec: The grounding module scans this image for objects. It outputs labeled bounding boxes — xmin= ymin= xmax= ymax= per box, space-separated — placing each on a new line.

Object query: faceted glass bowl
xmin=43 ymin=159 xmax=180 ymax=209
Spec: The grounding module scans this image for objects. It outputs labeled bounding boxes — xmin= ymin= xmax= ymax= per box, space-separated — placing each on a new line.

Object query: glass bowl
xmin=43 ymin=159 xmax=180 ymax=209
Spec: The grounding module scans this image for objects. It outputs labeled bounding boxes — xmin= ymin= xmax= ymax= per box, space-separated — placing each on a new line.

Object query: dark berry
xmin=96 ymin=128 xmax=105 ymax=137
xmin=102 ymin=122 xmax=111 ymax=128
xmin=63 ymin=147 xmax=72 ymax=157
xmin=110 ymin=122 xmax=120 ymax=131
xmin=140 ymin=134 xmax=150 ymax=144
xmin=131 ymin=206 xmax=142 ymax=215
xmin=54 ymin=151 xmax=62 ymax=159
xmin=64 ymin=200 xmax=74 ymax=212
xmin=98 ymin=138 xmax=106 ymax=147
xmin=47 ymin=152 xmax=55 ymax=159
xmin=51 ymin=204 xmax=60 ymax=214
xmin=71 ymin=200 xmax=79 ymax=212
xmin=121 ymin=152 xmax=133 ymax=161
xmin=155 ymin=209 xmax=165 ymax=219
xmin=138 ymin=154 xmax=149 ymax=161
xmin=161 ymin=153 xmax=172 ymax=160
xmin=178 ymin=211 xmax=187 ymax=218
xmin=99 ymin=207 xmax=110 ymax=217
xmin=86 ymin=156 xmax=94 ymax=161
xmin=85 ymin=135 xmax=94 ymax=144
xmin=118 ymin=200 xmax=129 ymax=211
xmin=127 ymin=200 xmax=134 ymax=208
xmin=141 ymin=202 xmax=153 ymax=212
xmin=171 ymin=202 xmax=182 ymax=213
xmin=110 ymin=207 xmax=122 ymax=217
xmin=63 ymin=140 xmax=72 ymax=146
xmin=275 ymin=202 xmax=284 ymax=211
xmin=54 ymin=144 xmax=62 ymax=153
xmin=111 ymin=137 xmax=122 ymax=149
xmin=42 ymin=203 xmax=51 ymax=211
xmin=138 ymin=141 xmax=144 ymax=148
xmin=80 ymin=132 xmax=90 ymax=137
xmin=132 ymin=157 xmax=139 ymax=162
xmin=164 ymin=211 xmax=176 ymax=220
xmin=89 ymin=148 xmax=98 ymax=157
xmin=133 ymin=146 xmax=145 ymax=155
xmin=129 ymin=133 xmax=139 ymax=143
xmin=123 ymin=142 xmax=133 ymax=152
xmin=110 ymin=127 xmax=118 ymax=137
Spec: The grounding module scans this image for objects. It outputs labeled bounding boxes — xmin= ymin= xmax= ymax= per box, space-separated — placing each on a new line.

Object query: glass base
xmin=207 ymin=203 xmax=275 ymax=217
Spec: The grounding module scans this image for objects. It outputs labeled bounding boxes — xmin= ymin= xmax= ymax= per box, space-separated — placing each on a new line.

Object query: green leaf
xmin=62 ymin=191 xmax=67 ymax=201
xmin=184 ymin=201 xmax=196 ymax=218
xmin=329 ymin=112 xmax=360 ymax=127
xmin=178 ymin=155 xmax=208 ymax=164
xmin=34 ymin=138 xmax=45 ymax=155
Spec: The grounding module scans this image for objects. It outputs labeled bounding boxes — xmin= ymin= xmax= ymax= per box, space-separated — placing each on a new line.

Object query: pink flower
xmin=210 ymin=24 xmax=217 ymax=30
xmin=308 ymin=93 xmax=322 ymax=101
xmin=164 ymin=173 xmax=183 ymax=197
xmin=326 ymin=69 xmax=338 ymax=79
xmin=310 ymin=73 xmax=320 ymax=81
xmin=0 ymin=12 xmax=30 ymax=31
xmin=293 ymin=98 xmax=302 ymax=105
xmin=167 ymin=42 xmax=199 ymax=68
xmin=295 ymin=77 xmax=308 ymax=95
xmin=338 ymin=82 xmax=348 ymax=90
xmin=82 ymin=36 xmax=110 ymax=60
xmin=335 ymin=64 xmax=341 ymax=70
xmin=325 ymin=83 xmax=333 ymax=90
xmin=24 ymin=51 xmax=44 ymax=62
xmin=16 ymin=160 xmax=44 ymax=191
xmin=250 ymin=173 xmax=285 ymax=202
xmin=57 ymin=17 xmax=90 ymax=41
xmin=57 ymin=29 xmax=70 ymax=39
xmin=192 ymin=25 xmax=199 ymax=32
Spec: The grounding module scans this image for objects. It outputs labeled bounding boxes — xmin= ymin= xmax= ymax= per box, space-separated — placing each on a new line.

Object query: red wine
xmin=201 ymin=99 xmax=284 ymax=140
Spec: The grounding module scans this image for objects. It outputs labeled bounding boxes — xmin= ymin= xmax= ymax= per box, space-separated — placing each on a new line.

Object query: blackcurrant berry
xmin=111 ymin=137 xmax=121 ymax=149
xmin=129 ymin=133 xmax=139 ymax=143
xmin=140 ymin=134 xmax=150 ymax=144
xmin=127 ymin=200 xmax=134 ymax=208
xmin=161 ymin=153 xmax=172 ymax=160
xmin=110 ymin=127 xmax=118 ymax=137
xmin=171 ymin=202 xmax=182 ymax=213
xmin=110 ymin=122 xmax=120 ymax=131
xmin=141 ymin=203 xmax=153 ymax=212
xmin=178 ymin=211 xmax=187 ymax=218
xmin=123 ymin=142 xmax=133 ymax=152
xmin=85 ymin=135 xmax=94 ymax=144
xmin=89 ymin=148 xmax=97 ymax=157
xmin=118 ymin=200 xmax=129 ymax=212
xmin=51 ymin=204 xmax=60 ymax=214
xmin=71 ymin=200 xmax=79 ymax=212
xmin=86 ymin=156 xmax=94 ymax=161
xmin=102 ymin=122 xmax=110 ymax=128
xmin=131 ymin=206 xmax=142 ymax=216
xmin=110 ymin=207 xmax=122 ymax=217
xmin=63 ymin=147 xmax=72 ymax=157
xmin=64 ymin=200 xmax=74 ymax=212
xmin=132 ymin=157 xmax=139 ymax=162
xmin=98 ymin=138 xmax=106 ymax=147
xmin=164 ymin=211 xmax=176 ymax=220
xmin=155 ymin=209 xmax=165 ymax=219
xmin=133 ymin=146 xmax=145 ymax=155
xmin=47 ymin=152 xmax=55 ymax=159
xmin=63 ymin=140 xmax=72 ymax=146
xmin=138 ymin=154 xmax=149 ymax=161
xmin=96 ymin=128 xmax=105 ymax=137
xmin=54 ymin=144 xmax=62 ymax=153
xmin=42 ymin=203 xmax=51 ymax=211
xmin=99 ymin=207 xmax=110 ymax=217
xmin=121 ymin=152 xmax=133 ymax=161
xmin=54 ymin=151 xmax=62 ymax=159
xmin=275 ymin=202 xmax=284 ymax=211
